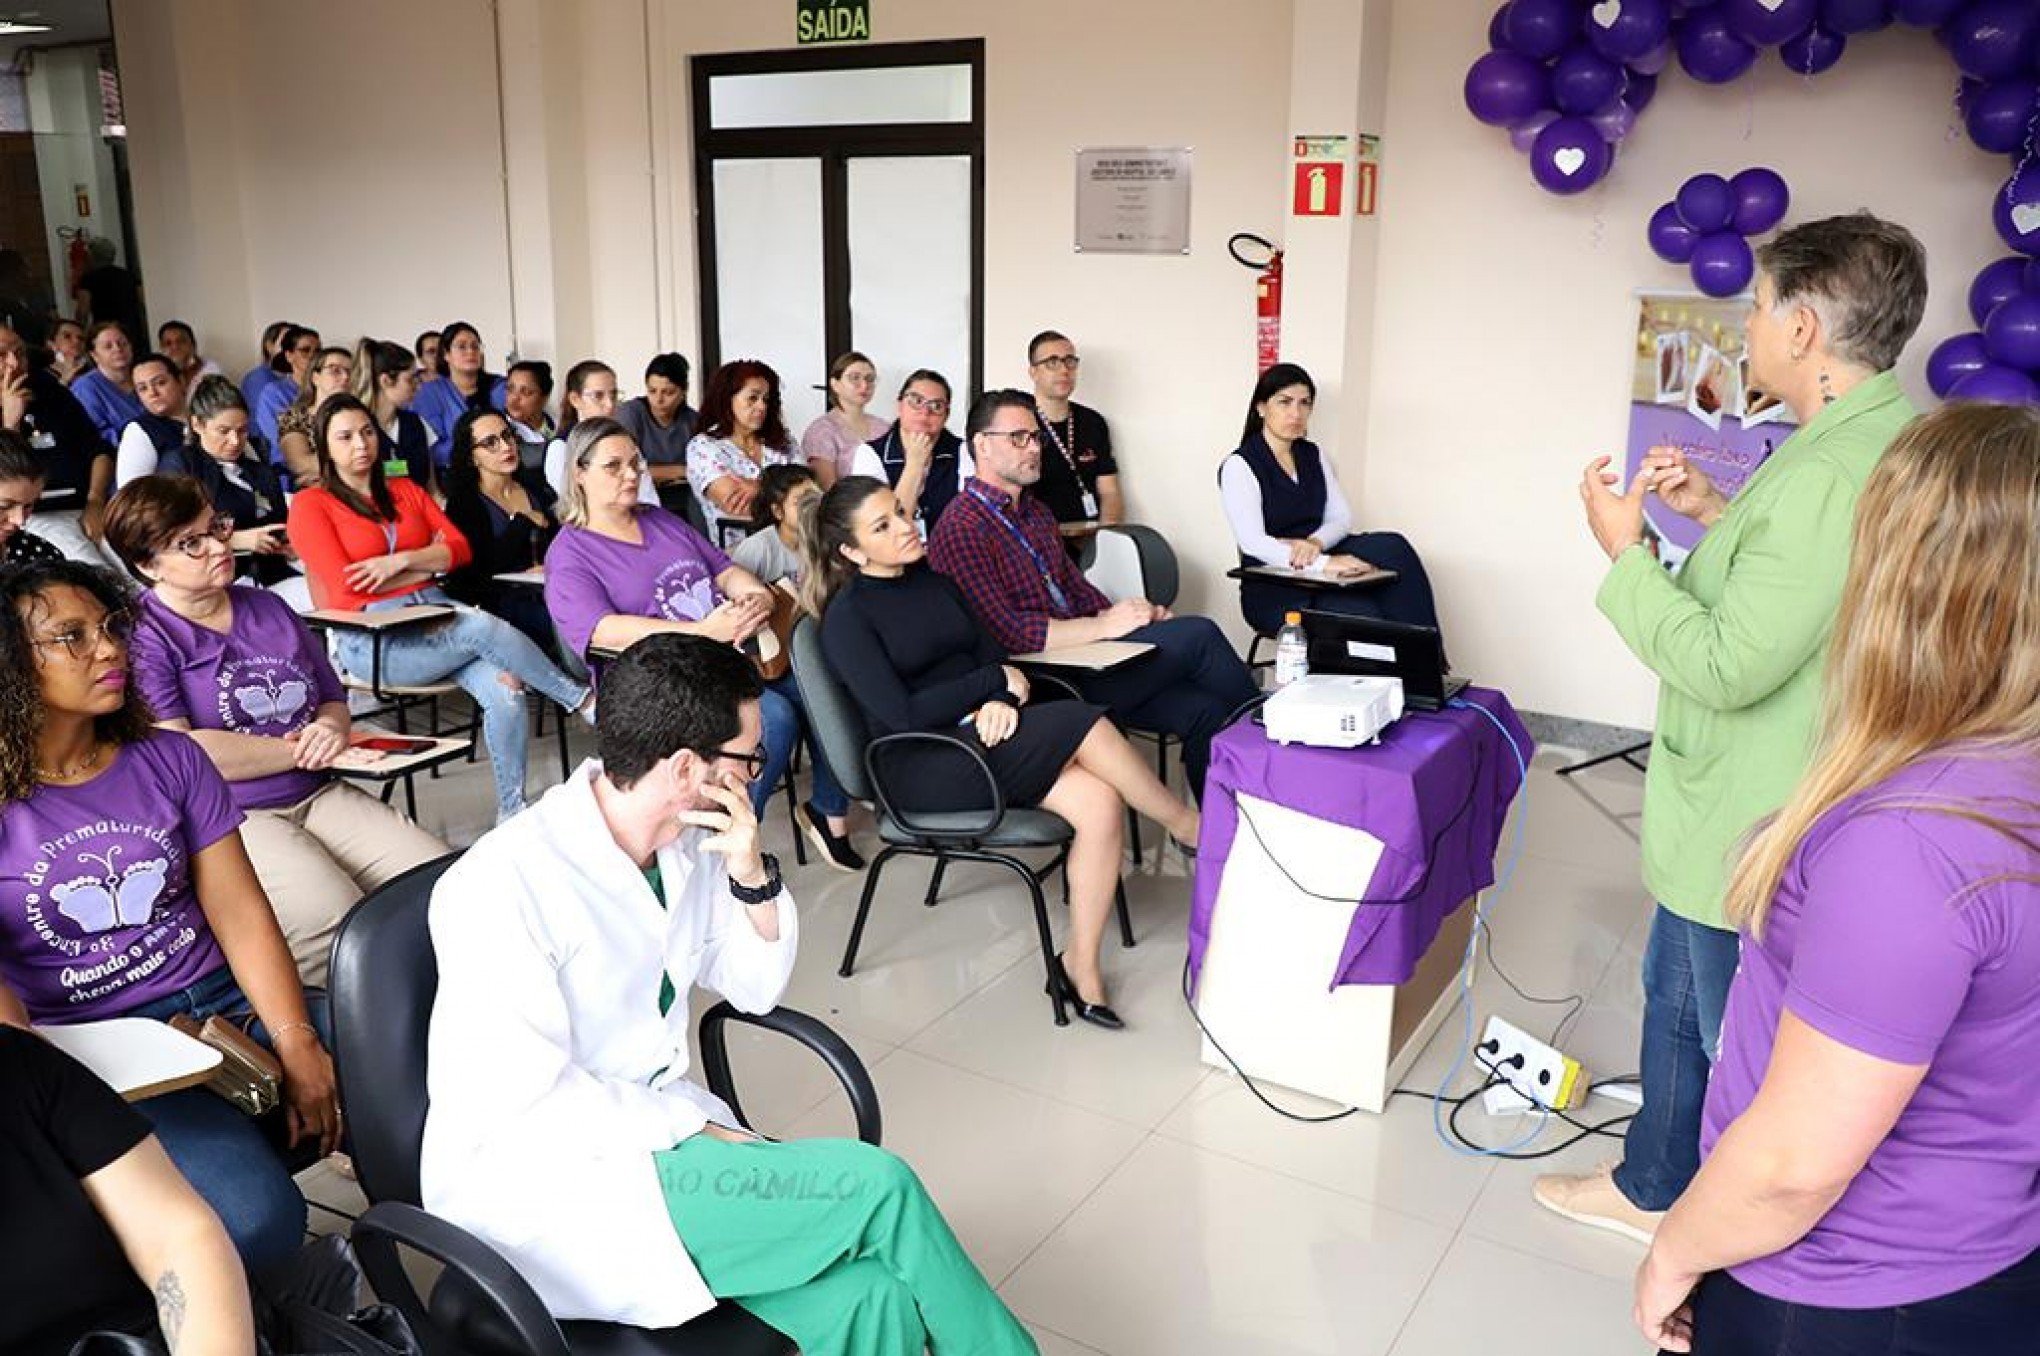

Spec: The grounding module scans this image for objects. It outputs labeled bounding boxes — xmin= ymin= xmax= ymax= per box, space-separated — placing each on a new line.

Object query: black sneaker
xmin=800 ymin=802 xmax=866 ymax=872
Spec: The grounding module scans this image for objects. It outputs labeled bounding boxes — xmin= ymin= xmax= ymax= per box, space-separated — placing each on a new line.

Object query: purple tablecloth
xmin=1188 ymin=687 xmax=1532 ymax=990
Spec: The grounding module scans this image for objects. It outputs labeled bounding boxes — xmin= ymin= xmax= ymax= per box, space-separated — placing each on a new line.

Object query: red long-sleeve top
xmin=286 ymin=480 xmax=474 ymax=612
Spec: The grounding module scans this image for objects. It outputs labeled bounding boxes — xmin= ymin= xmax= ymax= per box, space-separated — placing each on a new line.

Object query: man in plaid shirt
xmin=930 ymin=389 xmax=1256 ymax=797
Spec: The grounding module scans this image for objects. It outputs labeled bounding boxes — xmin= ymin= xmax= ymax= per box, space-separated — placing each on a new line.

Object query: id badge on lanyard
xmin=382 ymin=457 xmax=410 ymax=482
xmin=1041 ymin=413 xmax=1098 ymax=521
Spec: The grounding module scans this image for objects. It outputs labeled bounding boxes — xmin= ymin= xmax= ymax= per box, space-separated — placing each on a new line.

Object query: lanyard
xmin=966 ymin=485 xmax=1068 ymax=612
xmin=381 ymin=521 xmax=399 ymax=555
xmin=1035 ymin=406 xmax=1084 ymax=478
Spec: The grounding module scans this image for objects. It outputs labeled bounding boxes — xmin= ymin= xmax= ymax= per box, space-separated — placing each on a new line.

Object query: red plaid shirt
xmin=928 ymin=477 xmax=1111 ymax=653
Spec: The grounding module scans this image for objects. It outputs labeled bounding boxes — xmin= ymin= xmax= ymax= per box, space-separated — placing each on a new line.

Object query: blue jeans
xmin=760 ymin=676 xmax=847 ymax=819
xmin=123 ymin=966 xmax=335 ymax=1279
xmin=334 ymin=588 xmax=590 ymax=821
xmin=1691 ymin=1247 xmax=2040 ymax=1355
xmin=1614 ymin=905 xmax=1741 ymax=1211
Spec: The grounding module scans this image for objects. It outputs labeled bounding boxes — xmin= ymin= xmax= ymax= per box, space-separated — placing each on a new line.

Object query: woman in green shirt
xmin=1539 ymin=214 xmax=1928 ymax=1243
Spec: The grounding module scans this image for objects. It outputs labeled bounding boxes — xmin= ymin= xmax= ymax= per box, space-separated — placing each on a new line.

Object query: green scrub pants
xmin=655 ymin=1134 xmax=1037 ymax=1356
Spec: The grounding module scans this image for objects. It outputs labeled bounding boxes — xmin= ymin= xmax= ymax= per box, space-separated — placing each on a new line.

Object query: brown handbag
xmin=167 ymin=1013 xmax=282 ymax=1116
xmin=748 ymin=582 xmax=800 ymax=681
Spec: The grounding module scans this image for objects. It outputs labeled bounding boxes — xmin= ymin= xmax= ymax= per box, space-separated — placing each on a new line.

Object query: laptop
xmin=1300 ymin=611 xmax=1468 ymax=712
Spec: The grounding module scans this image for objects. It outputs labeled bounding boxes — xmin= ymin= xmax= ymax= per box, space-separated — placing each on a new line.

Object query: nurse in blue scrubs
xmin=411 ymin=320 xmax=506 ymax=466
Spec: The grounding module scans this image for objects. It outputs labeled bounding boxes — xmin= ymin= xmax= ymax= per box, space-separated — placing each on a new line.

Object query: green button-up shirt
xmin=1596 ymin=371 xmax=1916 ymax=929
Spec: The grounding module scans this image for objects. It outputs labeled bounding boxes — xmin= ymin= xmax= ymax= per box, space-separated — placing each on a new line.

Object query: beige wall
xmin=1364 ymin=6 xmax=1998 ymax=727
xmin=114 ymin=0 xmax=1993 ymax=725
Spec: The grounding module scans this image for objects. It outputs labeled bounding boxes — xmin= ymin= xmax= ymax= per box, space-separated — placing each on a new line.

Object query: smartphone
xmin=353 ymin=736 xmax=435 ymax=754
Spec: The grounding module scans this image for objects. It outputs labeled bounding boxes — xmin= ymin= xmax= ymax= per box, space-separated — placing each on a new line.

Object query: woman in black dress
xmin=808 ymin=476 xmax=1199 ymax=1028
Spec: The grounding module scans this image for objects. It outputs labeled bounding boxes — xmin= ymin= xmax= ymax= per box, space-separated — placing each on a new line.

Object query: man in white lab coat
xmin=420 ymin=634 xmax=1035 ymax=1356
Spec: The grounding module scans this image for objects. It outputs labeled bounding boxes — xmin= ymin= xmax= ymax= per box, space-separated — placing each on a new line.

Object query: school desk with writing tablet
xmin=35 ymin=1017 xmax=223 ymax=1101
xmin=492 ymin=568 xmax=546 ymax=588
xmin=1227 ymin=564 xmax=1399 ymax=590
xmin=300 ymin=604 xmax=455 ymax=631
xmin=1009 ymin=640 xmax=1156 ymax=672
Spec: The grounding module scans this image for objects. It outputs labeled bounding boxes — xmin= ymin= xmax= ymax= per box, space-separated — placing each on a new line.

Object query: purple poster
xmin=1625 ymin=293 xmax=1795 ymax=569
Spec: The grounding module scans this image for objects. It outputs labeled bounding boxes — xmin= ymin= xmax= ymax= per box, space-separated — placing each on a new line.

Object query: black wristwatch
xmin=729 ymin=853 xmax=783 ymax=906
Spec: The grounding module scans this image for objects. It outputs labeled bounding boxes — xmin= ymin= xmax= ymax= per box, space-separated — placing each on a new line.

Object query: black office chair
xmin=1090 ymin=525 xmax=1185 ymax=866
xmin=329 ymin=855 xmax=882 ymax=1356
xmin=790 ymin=618 xmax=1133 ymax=1026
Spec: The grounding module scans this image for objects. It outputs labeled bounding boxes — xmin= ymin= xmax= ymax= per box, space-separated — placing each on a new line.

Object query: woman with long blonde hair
xmin=1635 ymin=402 xmax=2040 ymax=1353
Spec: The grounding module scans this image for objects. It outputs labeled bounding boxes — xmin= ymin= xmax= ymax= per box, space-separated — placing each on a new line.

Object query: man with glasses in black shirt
xmin=1026 ymin=331 xmax=1122 ymax=539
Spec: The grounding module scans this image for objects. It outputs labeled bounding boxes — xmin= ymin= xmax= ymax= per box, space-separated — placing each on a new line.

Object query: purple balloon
xmin=1948 ymin=364 xmax=2040 ymax=405
xmin=1729 ymin=167 xmax=1791 ymax=235
xmin=1925 ymin=332 xmax=1992 ymax=397
xmin=1489 ymin=3 xmax=1516 ymax=47
xmin=1970 ymin=255 xmax=2033 ymax=328
xmin=1678 ymin=11 xmax=1760 ymax=82
xmin=1630 ymin=38 xmax=1675 ymax=74
xmin=1676 ymin=173 xmax=1736 ymax=232
xmin=1466 ymin=49 xmax=1554 ymax=126
xmin=1819 ymin=0 xmax=1891 ymax=34
xmin=1890 ymin=0 xmax=1965 ymax=26
xmin=1992 ymin=169 xmax=2040 ymax=256
xmin=1504 ymin=0 xmax=1583 ymax=60
xmin=1945 ymin=1 xmax=2040 ymax=84
xmin=1590 ymin=97 xmax=1639 ymax=141
xmin=1967 ymin=79 xmax=2040 ymax=154
xmin=1780 ymin=23 xmax=1847 ymax=73
xmin=1690 ymin=232 xmax=1756 ymax=297
xmin=2023 ymin=259 xmax=2040 ymax=292
xmin=1723 ymin=0 xmax=1818 ymax=46
xmin=1983 ymin=292 xmax=2040 ymax=369
xmin=1510 ymin=108 xmax=1562 ymax=152
xmin=1554 ymin=45 xmax=1626 ymax=114
xmin=1649 ymin=201 xmax=1701 ymax=261
xmin=1530 ymin=116 xmax=1616 ymax=194
xmin=1588 ymin=0 xmax=1673 ymax=62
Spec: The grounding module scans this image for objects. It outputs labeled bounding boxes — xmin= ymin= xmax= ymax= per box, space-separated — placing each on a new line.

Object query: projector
xmin=1261 ymin=673 xmax=1404 ymax=749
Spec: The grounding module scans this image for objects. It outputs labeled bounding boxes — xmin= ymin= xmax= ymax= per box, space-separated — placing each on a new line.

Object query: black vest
xmin=1226 ymin=432 xmax=1328 ymax=562
xmin=135 ymin=413 xmax=186 ymax=455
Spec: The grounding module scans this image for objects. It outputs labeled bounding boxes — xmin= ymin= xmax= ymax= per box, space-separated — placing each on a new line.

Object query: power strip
xmin=1474 ymin=1015 xmax=1590 ymax=1116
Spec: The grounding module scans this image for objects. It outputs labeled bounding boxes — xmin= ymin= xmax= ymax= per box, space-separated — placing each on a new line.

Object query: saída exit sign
xmin=798 ymin=0 xmax=869 ymax=44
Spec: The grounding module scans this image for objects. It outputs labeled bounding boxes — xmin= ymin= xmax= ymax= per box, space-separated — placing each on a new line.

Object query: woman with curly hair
xmin=0 ymin=560 xmax=341 ymax=1277
xmin=685 ymin=358 xmax=801 ymax=546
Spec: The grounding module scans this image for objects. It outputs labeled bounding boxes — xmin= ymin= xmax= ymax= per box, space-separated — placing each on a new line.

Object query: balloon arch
xmin=1462 ymin=0 xmax=2040 ymax=404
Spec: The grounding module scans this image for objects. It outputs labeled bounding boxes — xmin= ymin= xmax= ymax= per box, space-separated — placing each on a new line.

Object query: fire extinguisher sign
xmin=1291 ymin=134 xmax=1349 ymax=218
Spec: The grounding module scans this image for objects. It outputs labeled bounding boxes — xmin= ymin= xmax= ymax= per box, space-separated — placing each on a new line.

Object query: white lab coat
xmin=419 ymin=760 xmax=799 ymax=1328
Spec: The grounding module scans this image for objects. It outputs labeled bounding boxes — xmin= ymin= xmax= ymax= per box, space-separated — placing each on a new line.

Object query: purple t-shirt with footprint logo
xmin=543 ymin=510 xmax=734 ymax=664
xmin=131 ymin=587 xmax=346 ymax=812
xmin=0 ymin=731 xmax=240 ymax=1022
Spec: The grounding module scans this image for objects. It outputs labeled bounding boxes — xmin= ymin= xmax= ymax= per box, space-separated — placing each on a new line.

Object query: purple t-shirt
xmin=1703 ymin=749 xmax=2040 ymax=1307
xmin=543 ymin=510 xmax=733 ymax=662
xmin=0 ymin=731 xmax=242 ymax=1022
xmin=131 ymin=588 xmax=346 ymax=812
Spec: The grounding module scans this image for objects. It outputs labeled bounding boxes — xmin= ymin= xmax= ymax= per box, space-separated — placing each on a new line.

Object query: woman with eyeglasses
xmin=251 ymin=324 xmax=320 ymax=455
xmin=1220 ymin=361 xmax=1441 ymax=637
xmin=686 ymin=359 xmax=801 ymax=547
xmin=287 ymin=395 xmax=593 ymax=824
xmin=800 ymin=350 xmax=886 ymax=490
xmin=549 ymin=418 xmax=859 ymax=868
xmin=0 ymin=559 xmax=342 ymax=1275
xmin=104 ymin=476 xmax=449 ymax=988
xmin=849 ymin=368 xmax=964 ymax=534
xmin=545 ymin=358 xmax=656 ymax=506
xmin=155 ymin=376 xmax=296 ymax=588
xmin=444 ymin=409 xmax=561 ymax=649
xmin=352 ymin=338 xmax=436 ymax=495
xmin=272 ymin=345 xmax=352 ymax=490
xmin=411 ymin=321 xmax=506 ymax=467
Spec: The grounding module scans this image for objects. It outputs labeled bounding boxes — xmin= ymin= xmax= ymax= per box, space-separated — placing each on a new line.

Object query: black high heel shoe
xmin=1047 ymin=954 xmax=1125 ymax=1030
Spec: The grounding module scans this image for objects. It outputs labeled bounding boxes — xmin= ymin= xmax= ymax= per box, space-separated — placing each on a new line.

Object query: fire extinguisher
xmin=62 ymin=229 xmax=89 ymax=292
xmin=1230 ymin=233 xmax=1283 ymax=373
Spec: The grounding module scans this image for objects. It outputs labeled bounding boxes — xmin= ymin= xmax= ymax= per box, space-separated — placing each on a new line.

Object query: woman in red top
xmin=287 ymin=395 xmax=591 ymax=822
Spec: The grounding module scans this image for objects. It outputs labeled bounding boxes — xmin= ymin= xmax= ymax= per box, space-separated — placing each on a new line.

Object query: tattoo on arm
xmin=154 ymin=1270 xmax=187 ymax=1350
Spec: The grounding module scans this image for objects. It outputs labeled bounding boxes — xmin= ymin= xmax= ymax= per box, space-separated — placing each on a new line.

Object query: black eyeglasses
xmin=1032 ymin=354 xmax=1081 ymax=372
xmin=701 ymin=745 xmax=768 ymax=780
xmin=472 ymin=432 xmax=516 ymax=452
xmin=978 ymin=428 xmax=1039 ymax=449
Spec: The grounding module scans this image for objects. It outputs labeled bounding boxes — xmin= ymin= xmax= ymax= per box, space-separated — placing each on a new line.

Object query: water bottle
xmin=1274 ymin=611 xmax=1309 ymax=688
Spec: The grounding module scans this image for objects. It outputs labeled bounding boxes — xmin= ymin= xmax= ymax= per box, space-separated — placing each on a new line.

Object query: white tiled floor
xmin=306 ymin=724 xmax=1661 ymax=1354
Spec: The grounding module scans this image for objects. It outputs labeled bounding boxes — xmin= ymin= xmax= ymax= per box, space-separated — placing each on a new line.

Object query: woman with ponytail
xmin=807 ymin=475 xmax=1200 ymax=1029
xmin=1635 ymin=402 xmax=2040 ymax=1353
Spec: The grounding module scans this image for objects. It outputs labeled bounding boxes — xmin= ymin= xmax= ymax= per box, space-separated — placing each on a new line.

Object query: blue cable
xmin=1428 ymin=697 xmax=1547 ymax=1157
